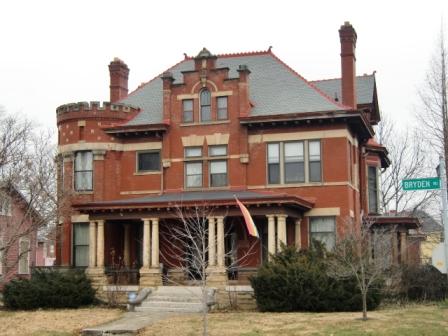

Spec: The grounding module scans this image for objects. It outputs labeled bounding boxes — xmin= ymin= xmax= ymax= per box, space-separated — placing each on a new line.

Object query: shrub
xmin=399 ymin=264 xmax=447 ymax=301
xmin=250 ymin=245 xmax=382 ymax=312
xmin=3 ymin=269 xmax=96 ymax=310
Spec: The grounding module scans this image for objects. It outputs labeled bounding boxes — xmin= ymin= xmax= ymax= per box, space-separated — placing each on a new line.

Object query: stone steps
xmin=134 ymin=286 xmax=215 ymax=313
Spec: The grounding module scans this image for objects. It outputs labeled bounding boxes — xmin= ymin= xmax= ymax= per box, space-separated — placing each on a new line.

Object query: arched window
xmin=200 ymin=89 xmax=211 ymax=122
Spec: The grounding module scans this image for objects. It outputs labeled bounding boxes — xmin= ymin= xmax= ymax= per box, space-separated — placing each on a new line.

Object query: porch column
xmin=295 ymin=218 xmax=302 ymax=249
xmin=400 ymin=231 xmax=407 ymax=264
xmin=123 ymin=224 xmax=131 ymax=267
xmin=217 ymin=216 xmax=225 ymax=268
xmin=96 ymin=220 xmax=105 ymax=268
xmin=151 ymin=218 xmax=159 ymax=268
xmin=208 ymin=217 xmax=216 ymax=266
xmin=142 ymin=219 xmax=151 ymax=268
xmin=277 ymin=215 xmax=287 ymax=251
xmin=267 ymin=215 xmax=276 ymax=258
xmin=88 ymin=221 xmax=97 ymax=268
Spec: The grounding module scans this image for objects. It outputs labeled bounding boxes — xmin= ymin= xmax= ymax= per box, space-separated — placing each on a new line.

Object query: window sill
xmin=267 ymin=182 xmax=324 ymax=188
xmin=184 ymin=186 xmax=230 ymax=191
xmin=134 ymin=171 xmax=162 ymax=176
xmin=180 ymin=120 xmax=230 ymax=127
xmin=75 ymin=191 xmax=94 ymax=195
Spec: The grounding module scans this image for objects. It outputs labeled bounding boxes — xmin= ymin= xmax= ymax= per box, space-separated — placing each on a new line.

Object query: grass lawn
xmin=0 ymin=307 xmax=122 ymax=336
xmin=142 ymin=304 xmax=448 ymax=336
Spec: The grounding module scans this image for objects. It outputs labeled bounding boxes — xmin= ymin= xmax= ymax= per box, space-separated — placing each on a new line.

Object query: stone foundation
xmin=139 ymin=268 xmax=163 ymax=287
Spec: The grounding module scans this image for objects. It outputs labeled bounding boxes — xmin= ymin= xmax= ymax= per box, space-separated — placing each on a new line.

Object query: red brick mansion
xmin=55 ymin=22 xmax=418 ymax=290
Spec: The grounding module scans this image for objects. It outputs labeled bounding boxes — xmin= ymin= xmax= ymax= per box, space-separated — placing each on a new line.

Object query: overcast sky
xmin=0 ymin=0 xmax=447 ymax=132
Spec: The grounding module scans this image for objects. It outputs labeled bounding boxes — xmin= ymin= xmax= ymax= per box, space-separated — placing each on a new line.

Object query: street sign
xmin=432 ymin=243 xmax=447 ymax=274
xmin=402 ymin=177 xmax=440 ymax=191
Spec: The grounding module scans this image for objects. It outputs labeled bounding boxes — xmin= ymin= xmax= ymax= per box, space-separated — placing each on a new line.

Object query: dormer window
xmin=200 ymin=89 xmax=211 ymax=122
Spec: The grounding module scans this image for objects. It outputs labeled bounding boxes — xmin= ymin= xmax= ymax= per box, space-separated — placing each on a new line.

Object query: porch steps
xmin=134 ymin=286 xmax=215 ymax=313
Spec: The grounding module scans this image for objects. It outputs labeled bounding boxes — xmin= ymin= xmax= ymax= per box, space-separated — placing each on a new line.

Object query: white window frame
xmin=185 ymin=147 xmax=204 ymax=189
xmin=74 ymin=151 xmax=93 ymax=192
xmin=18 ymin=237 xmax=30 ymax=275
xmin=367 ymin=166 xmax=379 ymax=214
xmin=309 ymin=216 xmax=336 ymax=251
xmin=209 ymin=145 xmax=228 ymax=187
xmin=267 ymin=139 xmax=322 ymax=185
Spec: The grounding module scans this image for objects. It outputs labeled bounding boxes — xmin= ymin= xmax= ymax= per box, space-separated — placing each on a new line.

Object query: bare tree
xmin=416 ymin=27 xmax=448 ymax=176
xmin=327 ymin=217 xmax=396 ymax=321
xmin=160 ymin=204 xmax=256 ymax=336
xmin=377 ymin=114 xmax=436 ymax=214
xmin=0 ymin=109 xmax=61 ymax=284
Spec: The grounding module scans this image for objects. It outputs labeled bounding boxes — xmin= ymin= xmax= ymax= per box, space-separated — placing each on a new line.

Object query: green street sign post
xmin=402 ymin=177 xmax=441 ymax=191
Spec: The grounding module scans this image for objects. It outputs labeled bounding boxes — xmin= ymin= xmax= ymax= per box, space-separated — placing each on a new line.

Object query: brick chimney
xmin=109 ymin=58 xmax=129 ymax=103
xmin=339 ymin=22 xmax=357 ymax=109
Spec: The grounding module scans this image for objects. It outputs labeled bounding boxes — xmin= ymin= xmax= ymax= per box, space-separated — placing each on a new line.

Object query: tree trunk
xmin=362 ymin=290 xmax=368 ymax=321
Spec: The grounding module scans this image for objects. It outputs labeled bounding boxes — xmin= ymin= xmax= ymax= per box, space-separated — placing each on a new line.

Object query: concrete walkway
xmin=82 ymin=311 xmax=185 ymax=335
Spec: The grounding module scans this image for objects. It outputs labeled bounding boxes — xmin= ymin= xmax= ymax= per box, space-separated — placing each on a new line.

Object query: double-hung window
xmin=182 ymin=99 xmax=194 ymax=123
xmin=73 ymin=223 xmax=89 ymax=267
xmin=217 ymin=96 xmax=228 ymax=120
xmin=267 ymin=140 xmax=321 ymax=184
xmin=267 ymin=143 xmax=280 ymax=184
xmin=284 ymin=142 xmax=305 ymax=183
xmin=309 ymin=140 xmax=321 ymax=182
xmin=185 ymin=147 xmax=203 ymax=188
xmin=209 ymin=145 xmax=227 ymax=187
xmin=74 ymin=151 xmax=93 ymax=191
xmin=200 ymin=90 xmax=211 ymax=122
xmin=18 ymin=238 xmax=30 ymax=274
xmin=368 ymin=166 xmax=379 ymax=214
xmin=310 ymin=217 xmax=336 ymax=250
xmin=137 ymin=151 xmax=160 ymax=172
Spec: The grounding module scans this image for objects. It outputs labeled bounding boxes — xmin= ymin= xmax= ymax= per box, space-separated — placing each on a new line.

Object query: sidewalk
xmin=82 ymin=311 xmax=184 ymax=335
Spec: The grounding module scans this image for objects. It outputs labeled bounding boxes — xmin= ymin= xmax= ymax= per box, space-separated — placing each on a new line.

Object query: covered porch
xmin=76 ymin=190 xmax=313 ymax=287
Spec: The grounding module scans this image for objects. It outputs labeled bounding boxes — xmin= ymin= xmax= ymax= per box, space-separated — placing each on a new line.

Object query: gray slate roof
xmin=311 ymin=75 xmax=375 ymax=105
xmin=120 ymin=52 xmax=348 ymax=126
xmin=95 ymin=190 xmax=293 ymax=205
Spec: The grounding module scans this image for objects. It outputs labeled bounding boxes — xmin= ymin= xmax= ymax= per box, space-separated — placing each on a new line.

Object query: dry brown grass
xmin=0 ymin=308 xmax=122 ymax=336
xmin=141 ymin=304 xmax=448 ymax=336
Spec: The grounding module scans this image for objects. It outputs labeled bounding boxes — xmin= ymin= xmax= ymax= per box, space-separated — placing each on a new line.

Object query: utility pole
xmin=439 ymin=157 xmax=448 ymax=280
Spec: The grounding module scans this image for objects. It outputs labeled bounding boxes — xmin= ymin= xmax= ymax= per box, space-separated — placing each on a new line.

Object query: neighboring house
xmin=56 ymin=22 xmax=411 ymax=291
xmin=0 ymin=184 xmax=38 ymax=288
xmin=404 ymin=210 xmax=442 ymax=264
xmin=36 ymin=229 xmax=56 ymax=267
